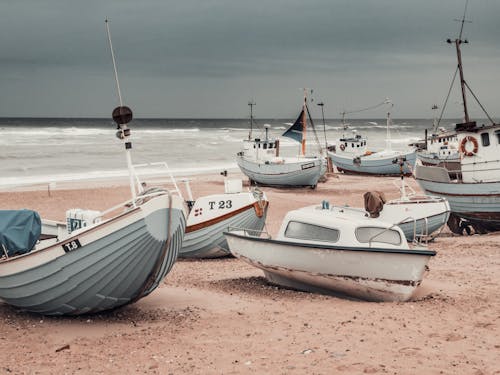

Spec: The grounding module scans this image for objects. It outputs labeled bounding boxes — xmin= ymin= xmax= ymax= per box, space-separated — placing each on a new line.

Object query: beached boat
xmin=414 ymin=106 xmax=461 ymax=173
xmin=414 ymin=14 xmax=500 ymax=234
xmin=225 ymin=203 xmax=436 ymax=302
xmin=236 ymin=94 xmax=326 ymax=188
xmin=0 ymin=192 xmax=185 ymax=315
xmin=0 ymin=108 xmax=187 ymax=316
xmin=328 ymin=102 xmax=417 ymax=176
xmin=370 ymin=177 xmax=450 ymax=241
xmin=180 ymin=179 xmax=269 ymax=258
xmin=0 ymin=21 xmax=186 ymax=315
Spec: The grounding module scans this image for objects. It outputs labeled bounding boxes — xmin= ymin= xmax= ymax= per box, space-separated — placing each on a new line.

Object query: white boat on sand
xmin=373 ymin=166 xmax=450 ymax=241
xmin=225 ymin=204 xmax=436 ymax=302
xmin=328 ymin=101 xmax=416 ymax=176
xmin=236 ymin=94 xmax=326 ymax=188
xmin=180 ymin=179 xmax=268 ymax=258
xmin=0 ymin=22 xmax=186 ymax=315
xmin=414 ymin=12 xmax=500 ymax=234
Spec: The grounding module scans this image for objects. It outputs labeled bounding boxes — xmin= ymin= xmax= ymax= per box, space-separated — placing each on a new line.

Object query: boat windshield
xmin=355 ymin=226 xmax=401 ymax=246
xmin=284 ymin=221 xmax=339 ymax=243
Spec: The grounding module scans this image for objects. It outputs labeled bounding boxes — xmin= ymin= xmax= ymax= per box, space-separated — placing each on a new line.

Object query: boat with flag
xmin=236 ymin=92 xmax=326 ymax=188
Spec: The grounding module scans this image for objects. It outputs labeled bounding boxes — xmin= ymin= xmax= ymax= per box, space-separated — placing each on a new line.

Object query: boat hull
xmin=0 ymin=194 xmax=186 ymax=315
xmin=415 ymin=164 xmax=500 ymax=231
xmin=380 ymin=197 xmax=450 ymax=241
xmin=237 ymin=156 xmax=325 ymax=187
xmin=225 ymin=232 xmax=435 ymax=302
xmin=329 ymin=150 xmax=417 ymax=176
xmin=181 ymin=202 xmax=268 ymax=258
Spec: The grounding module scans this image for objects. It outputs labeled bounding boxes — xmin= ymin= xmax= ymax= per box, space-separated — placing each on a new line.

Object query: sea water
xmin=0 ymin=117 xmax=459 ymax=189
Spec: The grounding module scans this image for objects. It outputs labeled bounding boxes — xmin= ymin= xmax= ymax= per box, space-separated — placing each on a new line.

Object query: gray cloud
xmin=0 ymin=0 xmax=498 ymax=118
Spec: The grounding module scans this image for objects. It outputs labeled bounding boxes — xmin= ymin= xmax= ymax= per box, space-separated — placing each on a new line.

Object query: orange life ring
xmin=459 ymin=136 xmax=478 ymax=157
xmin=340 ymin=144 xmax=346 ymax=151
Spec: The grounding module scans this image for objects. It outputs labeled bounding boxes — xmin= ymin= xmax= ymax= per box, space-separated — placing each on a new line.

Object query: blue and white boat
xmin=414 ymin=15 xmax=500 ymax=234
xmin=0 ymin=103 xmax=186 ymax=315
xmin=0 ymin=22 xmax=187 ymax=315
xmin=328 ymin=102 xmax=417 ymax=176
xmin=0 ymin=192 xmax=185 ymax=315
xmin=236 ymin=94 xmax=326 ymax=188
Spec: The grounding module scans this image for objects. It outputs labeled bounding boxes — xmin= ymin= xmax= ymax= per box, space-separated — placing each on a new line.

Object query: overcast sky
xmin=0 ymin=0 xmax=498 ymax=119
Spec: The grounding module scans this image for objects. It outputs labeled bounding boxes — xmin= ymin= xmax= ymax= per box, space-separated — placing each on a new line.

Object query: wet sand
xmin=0 ymin=173 xmax=499 ymax=374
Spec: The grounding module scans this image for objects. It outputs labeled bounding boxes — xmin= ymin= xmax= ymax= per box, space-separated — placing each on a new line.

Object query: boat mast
xmin=385 ymin=98 xmax=393 ymax=151
xmin=301 ymin=88 xmax=307 ymax=156
xmin=105 ymin=19 xmax=137 ymax=204
xmin=431 ymin=104 xmax=439 ymax=133
xmin=248 ymin=100 xmax=256 ymax=140
xmin=447 ymin=0 xmax=471 ymax=123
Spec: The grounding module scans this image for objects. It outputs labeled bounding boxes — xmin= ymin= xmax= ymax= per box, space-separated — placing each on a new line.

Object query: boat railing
xmin=227 ymin=226 xmax=271 ymax=239
xmin=368 ymin=216 xmax=430 ymax=247
xmin=97 ymin=189 xmax=173 ymax=220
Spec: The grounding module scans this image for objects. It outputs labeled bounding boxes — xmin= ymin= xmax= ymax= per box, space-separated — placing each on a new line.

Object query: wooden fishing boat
xmin=180 ymin=180 xmax=269 ymax=258
xmin=0 ymin=20 xmax=187 ymax=315
xmin=328 ymin=102 xmax=416 ymax=176
xmin=236 ymin=93 xmax=326 ymax=188
xmin=414 ymin=11 xmax=500 ymax=234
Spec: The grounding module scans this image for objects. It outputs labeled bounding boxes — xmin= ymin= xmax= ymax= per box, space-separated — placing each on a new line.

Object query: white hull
xmin=237 ymin=156 xmax=325 ymax=187
xmin=380 ymin=196 xmax=450 ymax=240
xmin=181 ymin=202 xmax=268 ymax=258
xmin=225 ymin=232 xmax=435 ymax=302
xmin=0 ymin=194 xmax=186 ymax=315
xmin=328 ymin=150 xmax=416 ymax=176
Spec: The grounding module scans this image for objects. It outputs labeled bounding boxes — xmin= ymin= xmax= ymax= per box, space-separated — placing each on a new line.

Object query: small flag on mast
xmin=282 ymin=109 xmax=305 ymax=143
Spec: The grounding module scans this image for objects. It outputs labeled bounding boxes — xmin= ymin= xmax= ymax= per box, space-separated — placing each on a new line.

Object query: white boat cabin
xmin=239 ymin=138 xmax=280 ymax=163
xmin=456 ymin=122 xmax=500 ymax=183
xmin=335 ymin=131 xmax=368 ymax=155
xmin=427 ymin=129 xmax=458 ymax=159
xmin=275 ymin=205 xmax=409 ymax=250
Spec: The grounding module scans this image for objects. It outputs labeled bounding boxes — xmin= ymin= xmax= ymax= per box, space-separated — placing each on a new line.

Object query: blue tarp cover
xmin=0 ymin=210 xmax=41 ymax=256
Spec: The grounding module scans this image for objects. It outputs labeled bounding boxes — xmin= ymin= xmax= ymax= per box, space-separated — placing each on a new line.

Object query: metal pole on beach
xmin=105 ymin=19 xmax=137 ymax=204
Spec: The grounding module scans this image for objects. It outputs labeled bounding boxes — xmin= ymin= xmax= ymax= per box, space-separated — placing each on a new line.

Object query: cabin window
xmin=355 ymin=226 xmax=401 ymax=246
xmin=263 ymin=143 xmax=268 ymax=149
xmin=285 ymin=221 xmax=339 ymax=243
xmin=481 ymin=132 xmax=490 ymax=147
xmin=495 ymin=130 xmax=500 ymax=144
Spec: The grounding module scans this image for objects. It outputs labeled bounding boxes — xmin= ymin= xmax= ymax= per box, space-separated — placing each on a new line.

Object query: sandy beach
xmin=0 ymin=172 xmax=499 ymax=375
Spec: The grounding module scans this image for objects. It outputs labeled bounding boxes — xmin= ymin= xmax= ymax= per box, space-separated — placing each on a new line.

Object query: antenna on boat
xmin=447 ymin=1 xmax=472 ymax=124
xmin=301 ymin=88 xmax=309 ymax=156
xmin=316 ymin=102 xmax=328 ymax=151
xmin=384 ymin=98 xmax=393 ymax=151
xmin=248 ymin=100 xmax=256 ymax=140
xmin=431 ymin=104 xmax=439 ymax=133
xmin=442 ymin=0 xmax=495 ymax=127
xmin=105 ymin=19 xmax=137 ymax=204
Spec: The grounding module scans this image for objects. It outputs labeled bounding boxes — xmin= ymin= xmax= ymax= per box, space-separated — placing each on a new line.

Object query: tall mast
xmin=447 ymin=0 xmax=471 ymax=123
xmin=301 ymin=88 xmax=307 ymax=156
xmin=248 ymin=100 xmax=256 ymax=140
xmin=105 ymin=19 xmax=137 ymax=203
